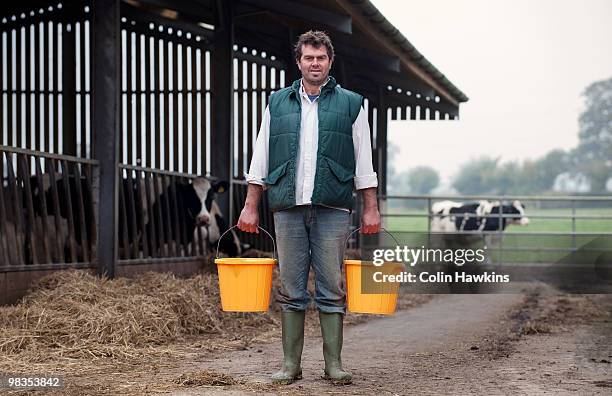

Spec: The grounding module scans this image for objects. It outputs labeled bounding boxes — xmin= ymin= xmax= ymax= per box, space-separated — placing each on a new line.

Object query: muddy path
xmin=157 ymin=290 xmax=611 ymax=395
xmin=15 ymin=289 xmax=610 ymax=395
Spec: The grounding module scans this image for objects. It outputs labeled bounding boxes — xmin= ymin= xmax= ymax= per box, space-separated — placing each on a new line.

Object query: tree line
xmin=387 ymin=76 xmax=612 ymax=196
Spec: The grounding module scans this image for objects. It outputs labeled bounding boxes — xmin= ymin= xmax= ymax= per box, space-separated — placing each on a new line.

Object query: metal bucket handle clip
xmin=216 ymin=225 xmax=277 ymax=260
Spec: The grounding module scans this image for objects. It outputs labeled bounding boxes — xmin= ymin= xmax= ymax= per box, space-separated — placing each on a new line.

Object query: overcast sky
xmin=372 ymin=0 xmax=612 ymax=184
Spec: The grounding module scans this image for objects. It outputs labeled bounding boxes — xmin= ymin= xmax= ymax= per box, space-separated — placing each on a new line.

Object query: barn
xmin=0 ymin=0 xmax=467 ymax=303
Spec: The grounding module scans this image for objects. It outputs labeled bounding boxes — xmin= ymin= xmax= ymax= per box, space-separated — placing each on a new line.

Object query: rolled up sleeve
xmin=352 ymin=106 xmax=378 ymax=190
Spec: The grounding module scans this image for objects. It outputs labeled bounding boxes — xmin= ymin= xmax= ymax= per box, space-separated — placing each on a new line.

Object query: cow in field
xmin=431 ymin=200 xmax=529 ymax=232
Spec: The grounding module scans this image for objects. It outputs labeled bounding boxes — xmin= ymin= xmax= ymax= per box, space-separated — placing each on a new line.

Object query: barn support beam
xmin=211 ymin=0 xmax=234 ymax=219
xmin=286 ymin=27 xmax=300 ymax=83
xmin=376 ymin=86 xmax=388 ymax=197
xmin=92 ymin=0 xmax=121 ymax=278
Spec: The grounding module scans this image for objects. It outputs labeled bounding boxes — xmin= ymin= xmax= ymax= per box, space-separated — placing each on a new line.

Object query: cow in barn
xmin=28 ymin=174 xmax=95 ymax=262
xmin=146 ymin=177 xmax=243 ymax=257
xmin=431 ymin=200 xmax=529 ymax=233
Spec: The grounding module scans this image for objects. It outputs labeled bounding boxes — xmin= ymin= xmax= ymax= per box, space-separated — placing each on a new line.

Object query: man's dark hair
xmin=294 ymin=30 xmax=335 ymax=61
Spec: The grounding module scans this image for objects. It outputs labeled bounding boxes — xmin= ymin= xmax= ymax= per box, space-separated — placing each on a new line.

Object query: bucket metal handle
xmin=216 ymin=225 xmax=277 ymax=260
xmin=344 ymin=227 xmax=401 ymax=260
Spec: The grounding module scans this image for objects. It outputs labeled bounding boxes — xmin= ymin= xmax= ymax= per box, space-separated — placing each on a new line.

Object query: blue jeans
xmin=273 ymin=205 xmax=350 ymax=314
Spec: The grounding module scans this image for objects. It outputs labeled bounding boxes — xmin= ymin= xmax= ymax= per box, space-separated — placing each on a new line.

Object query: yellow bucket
xmin=344 ymin=228 xmax=404 ymax=315
xmin=215 ymin=226 xmax=277 ymax=312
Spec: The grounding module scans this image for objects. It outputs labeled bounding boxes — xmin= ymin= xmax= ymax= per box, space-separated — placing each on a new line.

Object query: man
xmin=237 ymin=30 xmax=380 ymax=385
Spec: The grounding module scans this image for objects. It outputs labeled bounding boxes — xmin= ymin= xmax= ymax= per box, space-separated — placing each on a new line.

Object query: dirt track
xmin=160 ymin=290 xmax=612 ymax=395
xmin=10 ymin=288 xmax=610 ymax=395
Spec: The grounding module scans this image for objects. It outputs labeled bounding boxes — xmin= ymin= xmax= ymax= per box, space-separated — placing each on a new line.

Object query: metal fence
xmin=379 ymin=194 xmax=612 ymax=262
xmin=1 ymin=145 xmax=98 ymax=271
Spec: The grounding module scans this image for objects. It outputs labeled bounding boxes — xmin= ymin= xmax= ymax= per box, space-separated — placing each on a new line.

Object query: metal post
xmin=92 ymin=0 xmax=121 ymax=278
xmin=498 ymin=199 xmax=503 ymax=264
xmin=376 ymin=86 xmax=388 ymax=197
xmin=571 ymin=199 xmax=576 ymax=262
xmin=211 ymin=0 xmax=234 ymax=220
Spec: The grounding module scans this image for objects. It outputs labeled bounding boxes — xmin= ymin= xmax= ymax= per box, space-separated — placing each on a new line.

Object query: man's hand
xmin=360 ymin=187 xmax=381 ymax=234
xmin=237 ymin=203 xmax=259 ymax=233
xmin=237 ymin=184 xmax=264 ymax=233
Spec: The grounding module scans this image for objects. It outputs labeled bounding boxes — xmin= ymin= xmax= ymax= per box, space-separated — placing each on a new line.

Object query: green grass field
xmin=380 ymin=207 xmax=612 ymax=263
xmin=383 ymin=207 xmax=612 ymax=233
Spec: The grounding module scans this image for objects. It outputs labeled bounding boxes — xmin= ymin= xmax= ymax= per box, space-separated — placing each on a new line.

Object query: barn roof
xmin=345 ymin=0 xmax=468 ymax=104
xmin=117 ymin=0 xmax=468 ymax=110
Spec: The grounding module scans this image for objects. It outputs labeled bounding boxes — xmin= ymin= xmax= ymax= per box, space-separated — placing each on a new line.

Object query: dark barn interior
xmin=0 ymin=0 xmax=467 ymax=303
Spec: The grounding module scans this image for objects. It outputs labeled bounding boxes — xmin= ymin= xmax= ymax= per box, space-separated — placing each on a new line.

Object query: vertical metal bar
xmin=571 ymin=199 xmax=576 ymax=260
xmin=61 ymin=160 xmax=78 ymax=262
xmin=72 ymin=163 xmax=89 ymax=261
xmin=117 ymin=170 xmax=130 ymax=259
xmin=0 ymin=152 xmax=12 ymax=266
xmin=164 ymin=39 xmax=170 ymax=171
xmin=169 ymin=175 xmax=182 ymax=255
xmin=153 ymin=35 xmax=161 ymax=169
xmin=152 ymin=172 xmax=167 ymax=257
xmin=376 ymin=87 xmax=388 ymax=197
xmin=125 ymin=168 xmax=139 ymax=258
xmin=24 ymin=23 xmax=32 ymax=150
xmin=134 ymin=32 xmax=141 ymax=166
xmin=143 ymin=33 xmax=150 ymax=168
xmin=190 ymin=44 xmax=197 ymax=174
xmin=34 ymin=156 xmax=52 ymax=263
xmin=181 ymin=43 xmax=188 ymax=173
xmin=18 ymin=154 xmax=38 ymax=263
xmin=126 ymin=29 xmax=133 ymax=165
xmin=236 ymin=59 xmax=244 ymax=179
xmin=42 ymin=21 xmax=49 ymax=153
xmin=143 ymin=170 xmax=157 ymax=257
xmin=79 ymin=18 xmax=87 ymax=158
xmin=175 ymin=177 xmax=190 ymax=256
xmin=52 ymin=22 xmax=59 ymax=154
xmin=0 ymin=32 xmax=4 ymax=148
xmin=161 ymin=174 xmax=175 ymax=256
xmin=244 ymin=60 xmax=252 ymax=177
xmin=83 ymin=163 xmax=96 ymax=260
xmin=32 ymin=22 xmax=39 ymax=151
xmin=203 ymin=49 xmax=209 ymax=176
xmin=46 ymin=158 xmax=65 ymax=262
xmin=62 ymin=16 xmax=77 ymax=156
xmin=93 ymin=0 xmax=120 ymax=276
xmin=6 ymin=154 xmax=25 ymax=264
xmin=7 ymin=28 xmax=14 ymax=147
xmin=498 ymin=199 xmax=503 ymax=265
xmin=16 ymin=27 xmax=22 ymax=148
xmin=135 ymin=169 xmax=149 ymax=258
xmin=171 ymin=38 xmax=178 ymax=172
xmin=427 ymin=196 xmax=431 ymax=247
xmin=211 ymin=0 xmax=234 ymax=217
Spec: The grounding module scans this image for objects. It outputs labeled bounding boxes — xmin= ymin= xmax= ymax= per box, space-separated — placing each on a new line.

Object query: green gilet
xmin=264 ymin=76 xmax=363 ymax=212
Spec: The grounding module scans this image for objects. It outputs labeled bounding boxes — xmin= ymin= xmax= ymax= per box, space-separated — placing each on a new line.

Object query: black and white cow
xmin=431 ymin=200 xmax=529 ymax=232
xmin=25 ymin=174 xmax=242 ymax=260
xmin=146 ymin=177 xmax=242 ymax=257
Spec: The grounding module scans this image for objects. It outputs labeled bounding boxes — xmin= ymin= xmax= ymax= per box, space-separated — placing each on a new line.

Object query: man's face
xmin=296 ymin=44 xmax=333 ymax=86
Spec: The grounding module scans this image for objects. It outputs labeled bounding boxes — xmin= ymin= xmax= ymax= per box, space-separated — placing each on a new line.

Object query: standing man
xmin=237 ymin=30 xmax=380 ymax=385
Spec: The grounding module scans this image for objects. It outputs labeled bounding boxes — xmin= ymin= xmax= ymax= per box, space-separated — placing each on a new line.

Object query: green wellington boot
xmin=319 ymin=312 xmax=352 ymax=384
xmin=271 ymin=311 xmax=306 ymax=384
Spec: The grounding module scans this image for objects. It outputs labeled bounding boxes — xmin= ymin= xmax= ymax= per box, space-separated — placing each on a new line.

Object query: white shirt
xmin=245 ymin=79 xmax=378 ymax=208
